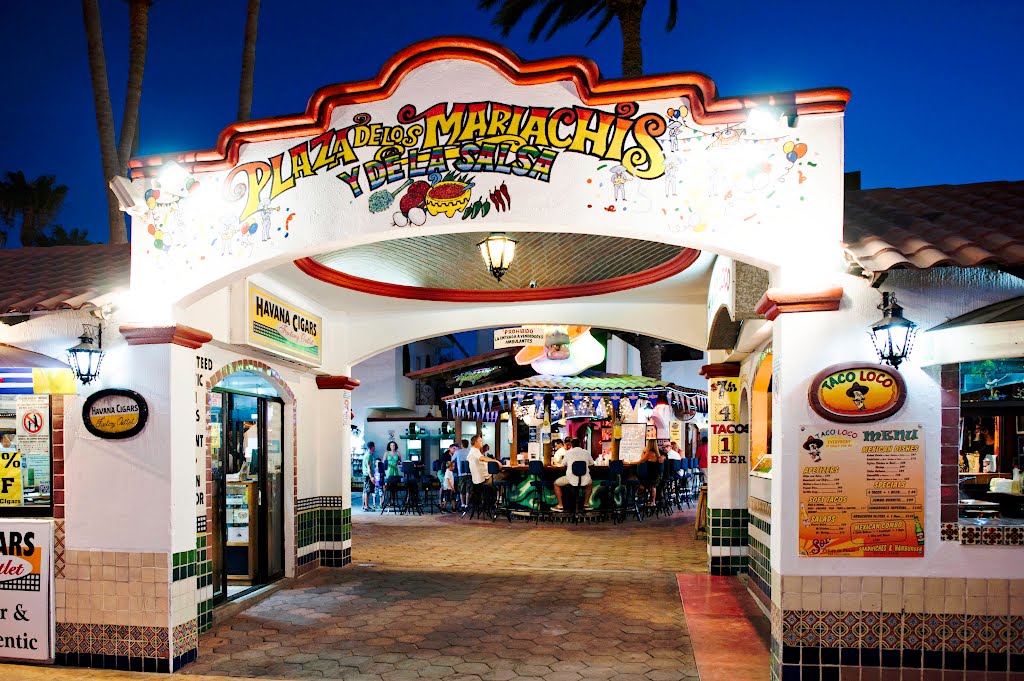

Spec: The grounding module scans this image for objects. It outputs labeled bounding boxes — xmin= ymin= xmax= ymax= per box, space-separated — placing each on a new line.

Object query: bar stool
xmin=625 ymin=462 xmax=649 ymax=521
xmin=400 ymin=461 xmax=423 ymax=515
xmin=599 ymin=460 xmax=626 ymax=524
xmin=568 ymin=460 xmax=590 ymax=523
xmin=380 ymin=474 xmax=403 ymax=515
xmin=488 ymin=461 xmax=512 ymax=522
xmin=528 ymin=460 xmax=552 ymax=524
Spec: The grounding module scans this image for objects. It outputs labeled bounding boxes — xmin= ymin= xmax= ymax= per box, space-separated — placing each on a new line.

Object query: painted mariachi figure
xmin=845 ymin=382 xmax=869 ymax=411
xmin=802 ymin=435 xmax=824 ymax=463
xmin=610 ymin=165 xmax=632 ymax=201
xmin=257 ymin=198 xmax=280 ymax=242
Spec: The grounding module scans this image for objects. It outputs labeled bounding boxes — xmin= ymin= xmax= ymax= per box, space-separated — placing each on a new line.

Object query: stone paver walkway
xmin=4 ymin=508 xmax=711 ymax=681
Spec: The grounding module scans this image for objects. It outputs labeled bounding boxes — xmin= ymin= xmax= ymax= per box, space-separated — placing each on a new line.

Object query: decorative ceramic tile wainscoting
xmin=54 ymin=549 xmax=174 ymax=672
xmin=748 ymin=497 xmax=772 ymax=606
xmin=296 ymin=497 xmax=352 ymax=573
xmin=769 ymin=576 xmax=1024 ymax=680
xmin=708 ymin=506 xmax=750 ymax=575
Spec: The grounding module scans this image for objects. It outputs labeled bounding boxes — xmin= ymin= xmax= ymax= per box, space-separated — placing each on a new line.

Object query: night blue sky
xmin=2 ymin=1 xmax=1022 ymax=243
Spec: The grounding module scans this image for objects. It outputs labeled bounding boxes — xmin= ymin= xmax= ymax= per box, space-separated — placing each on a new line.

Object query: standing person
xmin=442 ymin=443 xmax=457 ymax=466
xmin=696 ymin=435 xmax=709 ymax=481
xmin=553 ymin=436 xmax=594 ymax=511
xmin=362 ymin=442 xmax=377 ymax=512
xmin=453 ymin=439 xmax=471 ymax=509
xmin=384 ymin=441 xmax=402 ymax=479
xmin=440 ymin=461 xmax=457 ymax=512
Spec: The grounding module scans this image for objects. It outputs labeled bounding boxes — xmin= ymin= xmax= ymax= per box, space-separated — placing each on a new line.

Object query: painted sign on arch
xmin=125 ymin=41 xmax=844 ymax=305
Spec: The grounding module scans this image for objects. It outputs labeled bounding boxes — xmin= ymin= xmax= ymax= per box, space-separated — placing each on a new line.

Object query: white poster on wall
xmin=618 ymin=423 xmax=647 ymax=463
xmin=0 ymin=519 xmax=53 ymax=662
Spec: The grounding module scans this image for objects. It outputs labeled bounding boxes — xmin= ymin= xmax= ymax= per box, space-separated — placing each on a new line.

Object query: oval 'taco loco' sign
xmin=82 ymin=389 xmax=149 ymax=439
xmin=807 ymin=363 xmax=907 ymax=423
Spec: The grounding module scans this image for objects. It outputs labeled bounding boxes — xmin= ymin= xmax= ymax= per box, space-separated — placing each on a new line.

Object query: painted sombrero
xmin=845 ymin=382 xmax=869 ymax=397
xmin=515 ymin=326 xmax=591 ymax=365
xmin=802 ymin=435 xmax=824 ymax=450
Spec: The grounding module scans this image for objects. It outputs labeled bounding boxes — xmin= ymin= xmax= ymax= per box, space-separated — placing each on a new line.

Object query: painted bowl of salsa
xmin=425 ymin=181 xmax=472 ymax=218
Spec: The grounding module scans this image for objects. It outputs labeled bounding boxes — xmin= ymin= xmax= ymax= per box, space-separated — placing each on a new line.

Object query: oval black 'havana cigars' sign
xmin=82 ymin=389 xmax=149 ymax=439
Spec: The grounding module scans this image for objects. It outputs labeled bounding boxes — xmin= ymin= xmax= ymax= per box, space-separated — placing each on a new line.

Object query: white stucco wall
xmin=772 ymin=270 xmax=1024 ymax=579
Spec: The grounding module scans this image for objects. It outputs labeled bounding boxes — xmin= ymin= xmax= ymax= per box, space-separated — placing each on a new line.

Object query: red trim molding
xmin=119 ymin=324 xmax=213 ymax=349
xmin=294 ymin=249 xmax=701 ymax=303
xmin=316 ymin=375 xmax=360 ymax=390
xmin=699 ymin=363 xmax=741 ymax=379
xmin=755 ymin=287 xmax=844 ymax=321
xmin=128 ymin=37 xmax=849 ymax=177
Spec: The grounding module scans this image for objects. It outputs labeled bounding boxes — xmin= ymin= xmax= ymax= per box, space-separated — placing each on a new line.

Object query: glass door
xmin=209 ymin=393 xmax=225 ymax=602
xmin=211 ymin=388 xmax=285 ymax=603
xmin=262 ymin=399 xmax=285 ymax=580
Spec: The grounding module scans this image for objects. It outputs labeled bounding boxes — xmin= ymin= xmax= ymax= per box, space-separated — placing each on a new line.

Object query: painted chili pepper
xmin=490 ymin=187 xmax=505 ymax=212
xmin=499 ymin=182 xmax=510 ymax=209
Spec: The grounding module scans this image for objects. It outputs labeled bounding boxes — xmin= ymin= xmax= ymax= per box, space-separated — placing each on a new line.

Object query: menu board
xmin=798 ymin=423 xmax=924 ymax=558
xmin=618 ymin=423 xmax=647 ymax=463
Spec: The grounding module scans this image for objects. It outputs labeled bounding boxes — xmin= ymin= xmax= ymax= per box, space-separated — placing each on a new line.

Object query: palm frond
xmin=666 ymin=0 xmax=678 ymax=31
xmin=585 ymin=8 xmax=615 ymax=44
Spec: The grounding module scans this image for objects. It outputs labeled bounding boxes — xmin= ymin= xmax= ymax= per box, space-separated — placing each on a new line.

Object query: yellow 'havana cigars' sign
xmin=808 ymin=363 xmax=907 ymax=423
xmin=247 ymin=284 xmax=322 ymax=366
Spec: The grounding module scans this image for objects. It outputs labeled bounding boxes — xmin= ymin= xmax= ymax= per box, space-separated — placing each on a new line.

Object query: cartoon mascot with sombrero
xmin=802 ymin=435 xmax=824 ymax=463
xmin=845 ymin=382 xmax=869 ymax=411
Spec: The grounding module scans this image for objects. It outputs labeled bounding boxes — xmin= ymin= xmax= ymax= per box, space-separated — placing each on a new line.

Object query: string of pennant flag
xmin=442 ymin=386 xmax=708 ymax=421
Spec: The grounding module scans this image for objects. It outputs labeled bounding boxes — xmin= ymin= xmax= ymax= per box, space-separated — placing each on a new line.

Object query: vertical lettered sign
xmin=0 ymin=520 xmax=53 ymax=661
xmin=708 ymin=378 xmax=742 ymax=464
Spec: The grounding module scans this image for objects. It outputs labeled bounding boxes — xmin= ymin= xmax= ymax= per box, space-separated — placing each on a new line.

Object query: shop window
xmin=0 ymin=394 xmax=53 ymax=516
xmin=750 ymin=352 xmax=773 ymax=475
xmin=957 ymin=358 xmax=1024 ymax=523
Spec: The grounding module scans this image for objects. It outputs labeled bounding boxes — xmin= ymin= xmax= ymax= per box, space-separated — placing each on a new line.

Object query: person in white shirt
xmin=666 ymin=441 xmax=683 ymax=461
xmin=551 ymin=438 xmax=566 ymax=465
xmin=452 ymin=439 xmax=471 ymax=508
xmin=440 ymin=461 xmax=457 ymax=512
xmin=468 ymin=435 xmax=502 ymax=485
xmin=553 ymin=436 xmax=595 ymax=511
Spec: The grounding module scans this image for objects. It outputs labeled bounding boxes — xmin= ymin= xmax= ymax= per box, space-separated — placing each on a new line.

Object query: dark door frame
xmin=211 ymin=387 xmax=285 ymax=604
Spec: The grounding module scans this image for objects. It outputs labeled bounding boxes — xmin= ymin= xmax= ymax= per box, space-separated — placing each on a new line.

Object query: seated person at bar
xmin=468 ymin=435 xmax=502 ymax=486
xmin=552 ymin=438 xmax=565 ymax=465
xmin=639 ymin=439 xmax=666 ymax=506
xmin=553 ymin=436 xmax=594 ymax=511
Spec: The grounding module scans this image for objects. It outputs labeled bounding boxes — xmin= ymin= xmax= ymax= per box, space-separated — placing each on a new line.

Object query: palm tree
xmin=0 ymin=172 xmax=70 ymax=247
xmin=480 ymin=0 xmax=677 ymax=377
xmin=237 ymin=0 xmax=261 ymax=122
xmin=36 ymin=226 xmax=95 ymax=247
xmin=479 ymin=0 xmax=678 ymax=78
xmin=82 ymin=0 xmax=152 ymax=245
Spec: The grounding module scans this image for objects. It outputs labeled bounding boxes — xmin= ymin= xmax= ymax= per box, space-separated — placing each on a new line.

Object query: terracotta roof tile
xmin=0 ymin=245 xmax=129 ymax=315
xmin=844 ymin=181 xmax=1024 ymax=272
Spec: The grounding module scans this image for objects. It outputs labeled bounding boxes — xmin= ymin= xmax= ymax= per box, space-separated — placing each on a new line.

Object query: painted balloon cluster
xmin=667 ymin=106 xmax=689 ymax=120
xmin=783 ymin=140 xmax=808 ymax=163
xmin=143 ymin=179 xmax=199 ymax=251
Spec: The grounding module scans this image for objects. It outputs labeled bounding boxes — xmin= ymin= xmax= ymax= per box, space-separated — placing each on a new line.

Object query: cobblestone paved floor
xmin=182 ymin=508 xmax=705 ymax=680
xmin=5 ymin=507 xmax=709 ymax=681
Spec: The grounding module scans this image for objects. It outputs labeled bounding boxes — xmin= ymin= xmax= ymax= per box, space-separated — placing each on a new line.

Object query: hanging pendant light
xmin=66 ymin=323 xmax=105 ymax=385
xmin=868 ymin=292 xmax=918 ymax=369
xmin=478 ymin=233 xmax=517 ymax=283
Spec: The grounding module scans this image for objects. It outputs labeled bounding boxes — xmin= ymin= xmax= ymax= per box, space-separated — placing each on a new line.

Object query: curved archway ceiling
xmin=309 ymin=232 xmax=689 ymax=292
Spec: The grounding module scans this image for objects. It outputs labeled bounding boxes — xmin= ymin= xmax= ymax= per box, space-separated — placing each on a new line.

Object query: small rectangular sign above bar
xmin=493 ymin=326 xmax=545 ymax=349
